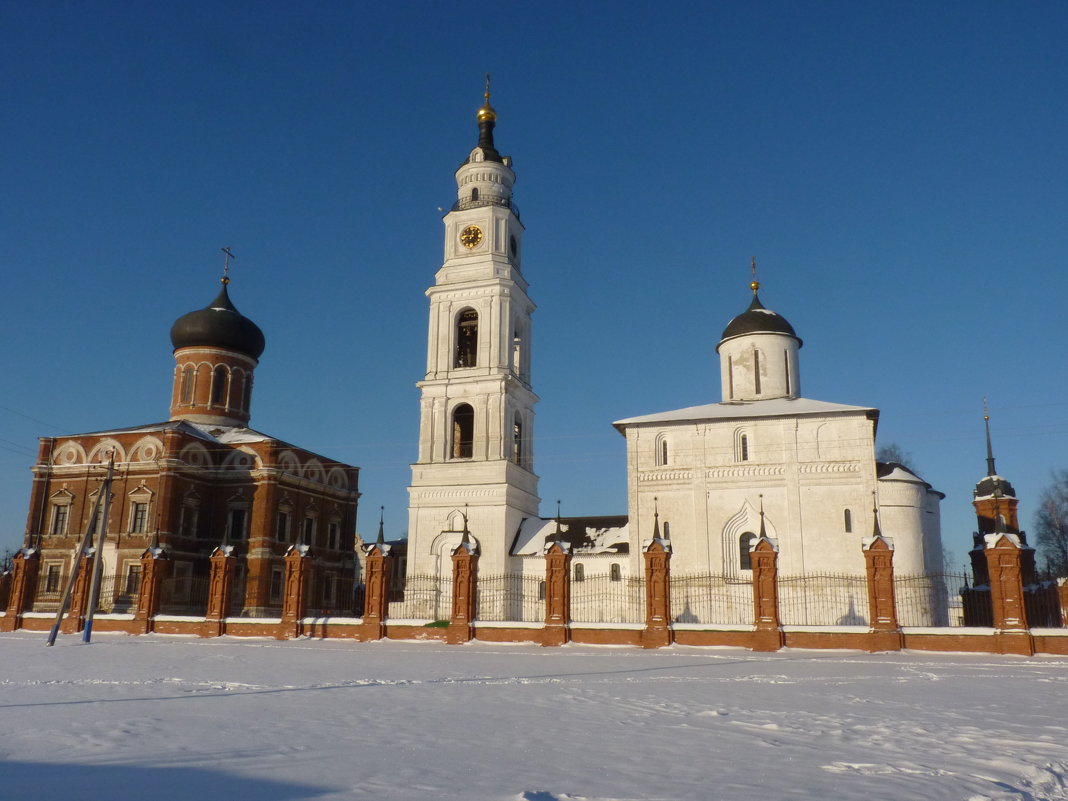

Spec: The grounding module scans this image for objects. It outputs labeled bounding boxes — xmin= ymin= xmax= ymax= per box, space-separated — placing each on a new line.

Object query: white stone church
xmin=405 ymin=90 xmax=944 ymax=585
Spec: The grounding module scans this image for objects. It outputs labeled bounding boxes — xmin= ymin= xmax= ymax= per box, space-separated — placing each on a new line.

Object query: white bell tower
xmin=406 ymin=82 xmax=540 ymax=577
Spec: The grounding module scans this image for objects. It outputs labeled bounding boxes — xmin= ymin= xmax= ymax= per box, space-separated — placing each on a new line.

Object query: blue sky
xmin=1 ymin=1 xmax=1066 ymax=567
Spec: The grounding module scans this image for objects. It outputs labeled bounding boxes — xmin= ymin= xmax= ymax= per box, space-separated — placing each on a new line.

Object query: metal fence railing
xmin=159 ymin=575 xmax=210 ymax=616
xmin=571 ymin=574 xmax=645 ymax=624
xmin=31 ymin=571 xmax=69 ymax=612
xmin=387 ymin=573 xmax=452 ymax=621
xmin=778 ymin=573 xmax=869 ymax=627
xmin=670 ymin=573 xmax=752 ymax=625
xmin=894 ymin=572 xmax=974 ymax=627
xmin=475 ymin=574 xmax=544 ymax=622
xmin=94 ymin=574 xmax=139 ymax=613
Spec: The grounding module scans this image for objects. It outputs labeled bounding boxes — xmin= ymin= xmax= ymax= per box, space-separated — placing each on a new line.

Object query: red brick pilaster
xmin=134 ymin=548 xmax=170 ymax=634
xmin=0 ymin=549 xmax=40 ymax=632
xmin=1059 ymin=579 xmax=1068 ymax=628
xmin=360 ymin=543 xmax=392 ymax=641
xmin=750 ymin=538 xmax=784 ymax=652
xmin=280 ymin=545 xmax=313 ymax=639
xmin=447 ymin=543 xmax=478 ymax=644
xmin=245 ymin=474 xmax=279 ymax=614
xmin=642 ymin=537 xmax=672 ymax=648
xmin=984 ymin=534 xmax=1034 ymax=655
xmin=543 ymin=542 xmax=572 ymax=646
xmin=204 ymin=546 xmax=237 ymax=637
xmin=61 ymin=551 xmax=94 ymax=634
xmin=863 ymin=536 xmax=902 ymax=651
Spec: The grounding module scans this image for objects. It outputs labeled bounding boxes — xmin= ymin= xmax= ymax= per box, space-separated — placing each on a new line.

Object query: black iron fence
xmin=670 ymin=573 xmax=752 ymax=625
xmin=778 ymin=574 xmax=869 ymax=627
xmin=475 ymin=573 xmax=544 ymax=622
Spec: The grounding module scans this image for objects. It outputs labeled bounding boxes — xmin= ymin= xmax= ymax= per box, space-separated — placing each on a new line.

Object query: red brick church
xmin=17 ymin=267 xmax=360 ymax=618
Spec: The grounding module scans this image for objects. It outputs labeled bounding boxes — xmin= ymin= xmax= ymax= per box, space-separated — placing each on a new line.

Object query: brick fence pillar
xmin=0 ymin=571 xmax=10 ymax=612
xmin=750 ymin=537 xmax=784 ymax=652
xmin=642 ymin=536 xmax=672 ymax=648
xmin=280 ymin=545 xmax=313 ymax=640
xmin=447 ymin=539 xmax=479 ymax=645
xmin=1059 ymin=578 xmax=1068 ymax=628
xmin=360 ymin=542 xmax=392 ymax=642
xmin=204 ymin=545 xmax=236 ymax=637
xmin=862 ymin=535 xmax=902 ymax=652
xmin=543 ymin=541 xmax=572 ymax=646
xmin=61 ymin=550 xmax=94 ymax=634
xmin=984 ymin=533 xmax=1034 ymax=655
xmin=0 ymin=548 xmax=39 ymax=632
xmin=134 ymin=548 xmax=169 ymax=634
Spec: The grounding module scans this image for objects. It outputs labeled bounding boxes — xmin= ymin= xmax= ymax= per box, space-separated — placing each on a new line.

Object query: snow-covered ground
xmin=1 ymin=633 xmax=1066 ymax=801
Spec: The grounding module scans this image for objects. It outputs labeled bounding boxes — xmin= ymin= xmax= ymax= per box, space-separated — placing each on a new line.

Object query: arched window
xmin=844 ymin=509 xmax=852 ymax=533
xmin=784 ymin=350 xmax=791 ymax=395
xmin=753 ymin=349 xmax=762 ymax=395
xmin=728 ymin=355 xmax=735 ymax=399
xmin=538 ymin=580 xmax=546 ymax=600
xmin=180 ymin=366 xmax=194 ymax=403
xmin=740 ymin=434 xmax=749 ymax=461
xmin=739 ymin=531 xmax=757 ymax=571
xmin=211 ymin=366 xmax=227 ymax=406
xmin=471 ymin=187 xmax=479 ymax=201
xmin=656 ymin=436 xmax=669 ymax=466
xmin=610 ymin=563 xmax=621 ymax=582
xmin=574 ymin=564 xmax=585 ymax=582
xmin=455 ymin=309 xmax=479 ymax=368
xmin=663 ymin=521 xmax=670 ymax=538
xmin=451 ymin=404 xmax=474 ymax=459
xmin=230 ymin=372 xmax=245 ymax=412
xmin=243 ymin=377 xmax=252 ymax=413
xmin=512 ymin=329 xmax=523 ymax=377
xmin=513 ymin=413 xmax=523 ymax=464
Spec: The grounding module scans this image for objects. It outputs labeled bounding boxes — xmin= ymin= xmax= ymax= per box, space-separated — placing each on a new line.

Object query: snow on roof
xmin=511 ymin=516 xmax=629 ymax=556
xmin=613 ymin=397 xmax=877 ymax=431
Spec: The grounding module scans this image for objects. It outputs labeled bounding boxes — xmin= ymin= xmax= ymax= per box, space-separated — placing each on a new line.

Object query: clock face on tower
xmin=459 ymin=225 xmax=483 ymax=249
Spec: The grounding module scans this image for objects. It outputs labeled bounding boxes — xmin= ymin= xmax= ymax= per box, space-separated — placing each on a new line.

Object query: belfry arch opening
xmin=455 ymin=309 xmax=479 ymax=368
xmin=451 ymin=404 xmax=474 ymax=459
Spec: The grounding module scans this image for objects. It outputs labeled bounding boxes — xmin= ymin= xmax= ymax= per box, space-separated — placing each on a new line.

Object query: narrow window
xmin=211 ymin=366 xmax=227 ymax=405
xmin=740 ymin=434 xmax=749 ymax=461
xmin=513 ymin=413 xmax=523 ymax=464
xmin=659 ymin=439 xmax=669 ymax=466
xmin=276 ymin=511 xmax=291 ymax=543
xmin=327 ymin=521 xmax=340 ymax=550
xmin=753 ymin=350 xmax=761 ymax=395
xmin=269 ymin=568 xmax=284 ymax=604
xmin=45 ymin=564 xmax=62 ymax=593
xmin=512 ymin=330 xmax=522 ymax=376
xmin=844 ymin=509 xmax=852 ymax=533
xmin=242 ymin=378 xmax=252 ymax=413
xmin=302 ymin=516 xmax=315 ymax=546
xmin=471 ymin=187 xmax=479 ymax=201
xmin=538 ymin=580 xmax=546 ymax=600
xmin=728 ymin=355 xmax=734 ymax=399
xmin=181 ymin=503 xmax=200 ymax=539
xmin=739 ymin=532 xmax=757 ymax=571
xmin=228 ymin=508 xmax=247 ymax=540
xmin=784 ymin=350 xmax=791 ymax=395
xmin=574 ymin=564 xmax=585 ymax=582
xmin=180 ymin=366 xmax=194 ymax=403
xmin=663 ymin=521 xmax=670 ymax=538
xmin=130 ymin=502 xmax=149 ymax=534
xmin=610 ymin=564 xmax=621 ymax=582
xmin=50 ymin=504 xmax=69 ymax=535
xmin=323 ymin=573 xmax=338 ymax=605
xmin=124 ymin=564 xmax=141 ymax=596
xmin=451 ymin=404 xmax=474 ymax=459
xmin=454 ymin=309 xmax=479 ymax=368
xmin=230 ymin=372 xmax=245 ymax=412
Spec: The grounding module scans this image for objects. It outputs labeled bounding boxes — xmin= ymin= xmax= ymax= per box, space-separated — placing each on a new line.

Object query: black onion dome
xmin=170 ymin=283 xmax=265 ymax=359
xmin=718 ymin=293 xmax=802 ymax=348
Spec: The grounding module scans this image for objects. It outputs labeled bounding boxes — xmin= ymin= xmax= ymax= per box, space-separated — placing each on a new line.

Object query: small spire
xmin=750 ymin=257 xmax=760 ymax=295
xmin=871 ymin=491 xmax=882 ymax=538
xmin=221 ymin=247 xmax=235 ymax=286
xmin=758 ymin=494 xmax=767 ymax=538
xmin=375 ymin=506 xmax=385 ymax=545
xmin=554 ymin=499 xmax=563 ymax=538
xmin=461 ymin=503 xmax=471 ymax=545
xmin=983 ymin=397 xmax=997 ymax=477
xmin=652 ymin=496 xmax=661 ymax=539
